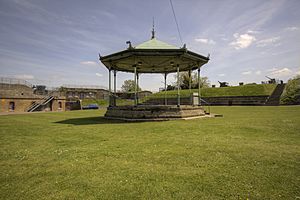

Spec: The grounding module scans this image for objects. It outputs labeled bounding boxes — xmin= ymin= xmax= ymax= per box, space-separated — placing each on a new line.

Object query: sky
xmin=0 ymin=0 xmax=299 ymax=91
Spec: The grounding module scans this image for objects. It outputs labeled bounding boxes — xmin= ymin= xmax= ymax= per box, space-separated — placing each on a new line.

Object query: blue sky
xmin=0 ymin=0 xmax=299 ymax=91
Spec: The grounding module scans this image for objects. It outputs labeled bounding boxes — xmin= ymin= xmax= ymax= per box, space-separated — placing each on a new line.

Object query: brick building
xmin=60 ymin=85 xmax=109 ymax=100
xmin=0 ymin=78 xmax=66 ymax=113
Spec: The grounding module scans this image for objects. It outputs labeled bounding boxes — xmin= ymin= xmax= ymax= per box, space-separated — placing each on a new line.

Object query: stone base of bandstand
xmin=104 ymin=105 xmax=208 ymax=121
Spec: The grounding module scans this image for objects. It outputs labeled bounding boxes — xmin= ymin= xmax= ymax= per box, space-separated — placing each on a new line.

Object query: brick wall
xmin=51 ymin=99 xmax=66 ymax=111
xmin=1 ymin=98 xmax=35 ymax=112
xmin=63 ymin=88 xmax=109 ymax=100
xmin=0 ymin=98 xmax=66 ymax=113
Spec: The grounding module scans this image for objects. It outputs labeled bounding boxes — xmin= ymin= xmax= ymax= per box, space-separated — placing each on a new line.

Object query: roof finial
xmin=151 ymin=17 xmax=155 ymax=39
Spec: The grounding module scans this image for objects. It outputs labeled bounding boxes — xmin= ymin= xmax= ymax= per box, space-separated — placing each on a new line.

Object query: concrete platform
xmin=104 ymin=105 xmax=207 ymax=121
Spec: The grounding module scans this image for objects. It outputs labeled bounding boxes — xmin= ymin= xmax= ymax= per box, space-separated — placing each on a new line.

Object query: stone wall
xmin=0 ymin=83 xmax=43 ymax=99
xmin=65 ymin=101 xmax=81 ymax=111
xmin=0 ymin=82 xmax=67 ymax=113
xmin=145 ymin=96 xmax=269 ymax=106
xmin=51 ymin=99 xmax=66 ymax=111
xmin=116 ymin=91 xmax=153 ymax=99
xmin=1 ymin=98 xmax=33 ymax=112
xmin=0 ymin=83 xmax=33 ymax=91
xmin=105 ymin=105 xmax=205 ymax=120
xmin=62 ymin=88 xmax=109 ymax=100
xmin=203 ymin=96 xmax=269 ymax=106
xmin=0 ymin=97 xmax=66 ymax=113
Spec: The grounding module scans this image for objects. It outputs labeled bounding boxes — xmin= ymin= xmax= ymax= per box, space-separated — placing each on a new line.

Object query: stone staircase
xmin=265 ymin=84 xmax=286 ymax=106
xmin=27 ymin=95 xmax=54 ymax=112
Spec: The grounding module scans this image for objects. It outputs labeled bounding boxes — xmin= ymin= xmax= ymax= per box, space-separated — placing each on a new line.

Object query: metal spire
xmin=151 ymin=17 xmax=155 ymax=39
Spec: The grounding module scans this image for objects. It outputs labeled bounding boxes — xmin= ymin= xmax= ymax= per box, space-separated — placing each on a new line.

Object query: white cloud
xmin=13 ymin=74 xmax=35 ymax=80
xmin=266 ymin=67 xmax=278 ymax=72
xmin=256 ymin=36 xmax=280 ymax=47
xmin=296 ymin=69 xmax=300 ymax=75
xmin=269 ymin=67 xmax=292 ymax=77
xmin=221 ymin=37 xmax=228 ymax=41
xmin=233 ymin=33 xmax=239 ymax=38
xmin=285 ymin=26 xmax=299 ymax=31
xmin=255 ymin=70 xmax=261 ymax=75
xmin=195 ymin=38 xmax=216 ymax=45
xmin=247 ymin=30 xmax=259 ymax=34
xmin=242 ymin=71 xmax=252 ymax=75
xmin=95 ymin=73 xmax=103 ymax=77
xmin=80 ymin=61 xmax=97 ymax=66
xmin=218 ymin=74 xmax=226 ymax=77
xmin=230 ymin=33 xmax=256 ymax=49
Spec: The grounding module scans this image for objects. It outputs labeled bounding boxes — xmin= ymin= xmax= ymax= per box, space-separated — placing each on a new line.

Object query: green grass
xmin=81 ymin=99 xmax=108 ymax=106
xmin=149 ymin=84 xmax=276 ymax=99
xmin=0 ymin=106 xmax=299 ymax=199
xmin=82 ymin=99 xmax=134 ymax=107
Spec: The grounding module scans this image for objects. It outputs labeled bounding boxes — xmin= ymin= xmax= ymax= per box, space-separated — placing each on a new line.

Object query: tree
xmin=166 ymin=84 xmax=175 ymax=91
xmin=173 ymin=72 xmax=210 ymax=89
xmin=280 ymin=75 xmax=300 ymax=105
xmin=121 ymin=80 xmax=142 ymax=92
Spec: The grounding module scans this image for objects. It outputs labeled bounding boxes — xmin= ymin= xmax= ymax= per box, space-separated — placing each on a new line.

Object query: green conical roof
xmin=100 ymin=32 xmax=209 ymax=73
xmin=135 ymin=38 xmax=179 ymax=49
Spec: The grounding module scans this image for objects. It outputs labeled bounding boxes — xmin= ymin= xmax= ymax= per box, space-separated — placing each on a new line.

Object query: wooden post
xmin=177 ymin=65 xmax=180 ymax=107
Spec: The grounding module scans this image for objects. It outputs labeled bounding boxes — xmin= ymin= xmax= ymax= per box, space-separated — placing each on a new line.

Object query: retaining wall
xmin=145 ymin=95 xmax=269 ymax=106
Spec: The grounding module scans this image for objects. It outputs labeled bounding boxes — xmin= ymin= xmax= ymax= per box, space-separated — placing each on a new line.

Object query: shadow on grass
xmin=55 ymin=116 xmax=129 ymax=125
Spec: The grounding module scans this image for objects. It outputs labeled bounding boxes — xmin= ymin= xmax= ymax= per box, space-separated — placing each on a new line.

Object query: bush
xmin=280 ymin=75 xmax=300 ymax=105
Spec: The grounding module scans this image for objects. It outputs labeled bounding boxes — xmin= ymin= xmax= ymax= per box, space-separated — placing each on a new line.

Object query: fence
xmin=0 ymin=77 xmax=33 ymax=88
xmin=62 ymin=84 xmax=107 ymax=90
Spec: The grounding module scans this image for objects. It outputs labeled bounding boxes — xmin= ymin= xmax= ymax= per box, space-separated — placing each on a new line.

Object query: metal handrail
xmin=62 ymin=84 xmax=107 ymax=90
xmin=200 ymin=98 xmax=211 ymax=114
xmin=26 ymin=91 xmax=55 ymax=112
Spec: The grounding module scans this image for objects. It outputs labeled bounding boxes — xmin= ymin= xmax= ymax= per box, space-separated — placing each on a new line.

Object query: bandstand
xmin=99 ymin=28 xmax=209 ymax=121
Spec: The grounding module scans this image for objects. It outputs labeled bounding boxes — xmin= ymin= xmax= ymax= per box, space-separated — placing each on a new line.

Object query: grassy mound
xmin=149 ymin=84 xmax=276 ymax=99
xmin=81 ymin=99 xmax=134 ymax=107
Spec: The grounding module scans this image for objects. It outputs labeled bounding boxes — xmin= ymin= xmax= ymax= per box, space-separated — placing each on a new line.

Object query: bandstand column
xmin=136 ymin=73 xmax=139 ymax=104
xmin=164 ymin=73 xmax=167 ymax=105
xmin=133 ymin=65 xmax=137 ymax=106
xmin=113 ymin=70 xmax=117 ymax=106
xmin=108 ymin=69 xmax=112 ymax=107
xmin=189 ymin=70 xmax=192 ymax=94
xmin=177 ymin=65 xmax=180 ymax=107
xmin=198 ymin=67 xmax=201 ymax=106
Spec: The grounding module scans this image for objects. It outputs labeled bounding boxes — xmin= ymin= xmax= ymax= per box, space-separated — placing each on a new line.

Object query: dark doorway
xmin=58 ymin=101 xmax=62 ymax=109
xmin=9 ymin=101 xmax=15 ymax=111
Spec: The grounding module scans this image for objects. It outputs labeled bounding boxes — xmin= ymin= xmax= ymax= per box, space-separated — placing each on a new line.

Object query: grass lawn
xmin=81 ymin=99 xmax=134 ymax=107
xmin=148 ymin=84 xmax=276 ymax=99
xmin=0 ymin=106 xmax=299 ymax=199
